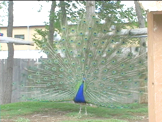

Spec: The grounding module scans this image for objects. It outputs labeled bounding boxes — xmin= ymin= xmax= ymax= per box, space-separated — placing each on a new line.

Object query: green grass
xmin=1 ymin=102 xmax=148 ymax=121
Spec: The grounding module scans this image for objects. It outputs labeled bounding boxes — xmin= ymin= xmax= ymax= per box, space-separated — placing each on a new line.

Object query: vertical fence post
xmin=148 ymin=11 xmax=162 ymax=122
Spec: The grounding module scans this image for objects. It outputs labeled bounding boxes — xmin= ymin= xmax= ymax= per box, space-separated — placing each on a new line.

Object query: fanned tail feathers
xmin=21 ymin=16 xmax=147 ymax=108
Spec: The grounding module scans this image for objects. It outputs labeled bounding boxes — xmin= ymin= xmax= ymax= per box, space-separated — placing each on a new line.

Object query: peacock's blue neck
xmin=74 ymin=82 xmax=86 ymax=103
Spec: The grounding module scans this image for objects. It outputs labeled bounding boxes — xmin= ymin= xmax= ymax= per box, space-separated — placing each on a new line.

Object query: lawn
xmin=1 ymin=102 xmax=148 ymax=122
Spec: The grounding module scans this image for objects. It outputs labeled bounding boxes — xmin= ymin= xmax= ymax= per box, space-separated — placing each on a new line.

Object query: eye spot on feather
xmin=81 ymin=58 xmax=85 ymax=62
xmin=70 ymin=40 xmax=74 ymax=43
xmin=101 ymin=60 xmax=105 ymax=64
xmin=77 ymin=54 xmax=81 ymax=57
xmin=103 ymin=69 xmax=108 ymax=73
xmin=64 ymin=59 xmax=68 ymax=64
xmin=92 ymin=61 xmax=97 ymax=66
xmin=28 ymin=75 xmax=32 ymax=79
xmin=79 ymin=32 xmax=83 ymax=35
xmin=59 ymin=74 xmax=63 ymax=78
xmin=94 ymin=32 xmax=97 ymax=35
xmin=103 ymin=29 xmax=107 ymax=32
xmin=117 ymin=50 xmax=121 ymax=54
xmin=84 ymin=38 xmax=88 ymax=41
xmin=139 ymin=61 xmax=142 ymax=64
xmin=111 ymin=40 xmax=114 ymax=43
xmin=88 ymin=53 xmax=92 ymax=57
xmin=44 ymin=77 xmax=48 ymax=80
xmin=55 ymin=49 xmax=58 ymax=53
xmin=121 ymin=72 xmax=125 ymax=75
xmin=62 ymin=27 xmax=66 ymax=30
xmin=47 ymin=83 xmax=51 ymax=86
xmin=107 ymin=49 xmax=111 ymax=52
xmin=71 ymin=29 xmax=75 ymax=32
xmin=112 ymin=70 xmax=117 ymax=75
xmin=119 ymin=81 xmax=122 ymax=85
xmin=85 ymin=66 xmax=89 ymax=70
xmin=62 ymin=49 xmax=66 ymax=52
xmin=51 ymin=75 xmax=55 ymax=79
xmin=122 ymin=41 xmax=125 ymax=44
xmin=102 ymin=77 xmax=107 ymax=81
xmin=36 ymin=72 xmax=40 ymax=75
xmin=89 ymin=27 xmax=92 ymax=30
xmin=54 ymin=60 xmax=58 ymax=64
xmin=121 ymin=64 xmax=124 ymax=67
xmin=107 ymin=86 xmax=111 ymax=90
xmin=60 ymin=68 xmax=64 ymax=72
xmin=111 ymin=60 xmax=116 ymax=64
xmin=93 ymin=43 xmax=96 ymax=46
xmin=70 ymin=50 xmax=73 ymax=54
xmin=83 ymin=47 xmax=86 ymax=50
xmin=68 ymin=69 xmax=72 ymax=73
xmin=52 ymin=67 xmax=56 ymax=71
xmin=110 ymin=79 xmax=115 ymax=82
xmin=101 ymin=41 xmax=105 ymax=44
xmin=71 ymin=62 xmax=76 ymax=66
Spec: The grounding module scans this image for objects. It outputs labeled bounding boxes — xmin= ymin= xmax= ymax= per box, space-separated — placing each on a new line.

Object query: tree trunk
xmin=48 ymin=1 xmax=56 ymax=46
xmin=86 ymin=1 xmax=95 ymax=25
xmin=60 ymin=1 xmax=67 ymax=26
xmin=134 ymin=1 xmax=148 ymax=104
xmin=2 ymin=1 xmax=14 ymax=104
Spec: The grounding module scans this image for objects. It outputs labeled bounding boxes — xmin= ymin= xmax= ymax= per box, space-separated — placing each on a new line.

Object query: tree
xmin=48 ymin=1 xmax=56 ymax=46
xmin=33 ymin=1 xmax=85 ymax=50
xmin=134 ymin=1 xmax=147 ymax=104
xmin=86 ymin=1 xmax=95 ymax=24
xmin=2 ymin=1 xmax=14 ymax=104
xmin=59 ymin=1 xmax=67 ymax=26
xmin=33 ymin=1 xmax=144 ymax=51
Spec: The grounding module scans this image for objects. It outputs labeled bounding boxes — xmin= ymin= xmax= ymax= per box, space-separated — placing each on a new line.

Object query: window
xmin=14 ymin=35 xmax=25 ymax=39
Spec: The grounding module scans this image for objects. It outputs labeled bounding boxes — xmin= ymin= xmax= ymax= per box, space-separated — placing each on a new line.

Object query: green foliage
xmin=96 ymin=1 xmax=147 ymax=28
xmin=33 ymin=27 xmax=48 ymax=50
xmin=33 ymin=1 xmax=146 ymax=50
xmin=0 ymin=1 xmax=7 ymax=9
xmin=0 ymin=1 xmax=8 ymax=25
xmin=33 ymin=1 xmax=85 ymax=50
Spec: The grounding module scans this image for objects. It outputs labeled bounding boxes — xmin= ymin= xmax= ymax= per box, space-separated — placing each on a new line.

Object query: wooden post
xmin=148 ymin=11 xmax=162 ymax=122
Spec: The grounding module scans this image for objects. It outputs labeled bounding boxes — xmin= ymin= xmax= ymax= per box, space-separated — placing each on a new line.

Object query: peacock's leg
xmin=85 ymin=106 xmax=87 ymax=115
xmin=79 ymin=104 xmax=82 ymax=114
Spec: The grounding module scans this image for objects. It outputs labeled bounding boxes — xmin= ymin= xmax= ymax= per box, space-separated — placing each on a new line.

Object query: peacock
xmin=21 ymin=16 xmax=147 ymax=115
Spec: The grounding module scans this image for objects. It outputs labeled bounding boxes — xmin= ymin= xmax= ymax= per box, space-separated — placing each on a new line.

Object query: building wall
xmin=0 ymin=25 xmax=45 ymax=50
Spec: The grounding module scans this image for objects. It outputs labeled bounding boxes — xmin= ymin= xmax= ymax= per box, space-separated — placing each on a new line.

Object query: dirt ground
xmin=1 ymin=109 xmax=149 ymax=122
